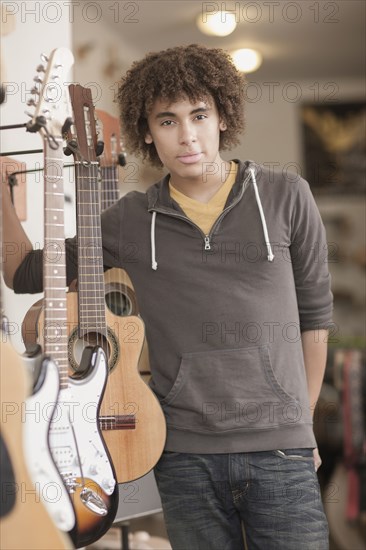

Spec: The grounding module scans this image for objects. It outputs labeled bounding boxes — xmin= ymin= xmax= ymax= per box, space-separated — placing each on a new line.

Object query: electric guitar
xmin=21 ymin=49 xmax=118 ymax=548
xmin=0 ymin=161 xmax=71 ymax=548
xmin=66 ymin=90 xmax=166 ymax=483
xmin=21 ymin=50 xmax=77 ymax=539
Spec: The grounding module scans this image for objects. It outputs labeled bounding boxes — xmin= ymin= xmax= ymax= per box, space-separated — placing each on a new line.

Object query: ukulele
xmin=21 ymin=49 xmax=118 ymax=548
xmin=0 ymin=138 xmax=71 ymax=549
xmin=66 ymin=89 xmax=166 ymax=483
xmin=96 ymin=109 xmax=140 ymax=319
xmin=96 ymin=109 xmax=152 ymax=383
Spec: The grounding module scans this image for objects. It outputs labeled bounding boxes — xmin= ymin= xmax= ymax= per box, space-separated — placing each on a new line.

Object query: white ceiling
xmin=100 ymin=0 xmax=365 ymax=81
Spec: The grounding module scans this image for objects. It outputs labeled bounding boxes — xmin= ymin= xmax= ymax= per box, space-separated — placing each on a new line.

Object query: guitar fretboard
xmin=75 ymin=161 xmax=107 ymax=339
xmin=100 ymin=166 xmax=119 ymax=212
xmin=43 ymin=138 xmax=68 ymax=389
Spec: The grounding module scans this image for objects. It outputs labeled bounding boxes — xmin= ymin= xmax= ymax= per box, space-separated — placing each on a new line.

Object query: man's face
xmin=145 ymin=95 xmax=227 ymax=184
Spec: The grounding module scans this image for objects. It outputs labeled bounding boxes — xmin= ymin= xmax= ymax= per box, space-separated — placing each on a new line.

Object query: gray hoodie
xmin=14 ymin=160 xmax=333 ymax=454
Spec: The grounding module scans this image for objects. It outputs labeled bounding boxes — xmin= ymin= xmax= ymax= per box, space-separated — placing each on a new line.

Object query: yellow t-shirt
xmin=169 ymin=161 xmax=238 ymax=235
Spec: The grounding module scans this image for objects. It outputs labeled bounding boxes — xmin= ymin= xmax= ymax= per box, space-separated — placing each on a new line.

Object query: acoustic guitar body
xmin=66 ymin=288 xmax=166 ymax=483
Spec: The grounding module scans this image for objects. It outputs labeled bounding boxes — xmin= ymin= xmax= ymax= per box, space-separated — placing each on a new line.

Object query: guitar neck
xmin=100 ymin=165 xmax=119 ymax=212
xmin=0 ymin=170 xmax=3 ymax=317
xmin=96 ymin=108 xmax=122 ymax=212
xmin=75 ymin=161 xmax=107 ymax=338
xmin=43 ymin=138 xmax=69 ymax=388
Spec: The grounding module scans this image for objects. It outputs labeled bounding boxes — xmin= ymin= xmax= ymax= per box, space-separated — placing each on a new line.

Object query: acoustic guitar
xmin=66 ymin=89 xmax=166 ymax=483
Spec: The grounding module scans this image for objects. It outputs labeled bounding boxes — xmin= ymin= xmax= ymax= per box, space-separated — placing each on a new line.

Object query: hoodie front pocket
xmin=160 ymin=345 xmax=302 ymax=433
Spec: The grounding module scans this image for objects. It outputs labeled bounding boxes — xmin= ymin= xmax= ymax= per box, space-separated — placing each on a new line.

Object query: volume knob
xmin=89 ymin=464 xmax=99 ymax=475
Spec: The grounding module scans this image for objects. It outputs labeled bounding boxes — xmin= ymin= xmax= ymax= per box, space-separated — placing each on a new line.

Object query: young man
xmin=3 ymin=44 xmax=332 ymax=549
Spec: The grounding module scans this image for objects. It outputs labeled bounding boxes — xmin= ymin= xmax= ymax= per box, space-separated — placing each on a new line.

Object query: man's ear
xmin=145 ymin=132 xmax=153 ymax=144
xmin=219 ymin=120 xmax=227 ymax=131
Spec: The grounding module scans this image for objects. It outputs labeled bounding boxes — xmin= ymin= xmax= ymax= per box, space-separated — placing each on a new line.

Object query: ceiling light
xmin=196 ymin=11 xmax=237 ymax=37
xmin=230 ymin=49 xmax=262 ymax=73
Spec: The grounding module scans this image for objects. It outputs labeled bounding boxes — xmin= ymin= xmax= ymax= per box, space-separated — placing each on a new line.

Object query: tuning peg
xmin=118 ymin=152 xmax=127 ymax=167
xmin=119 ymin=137 xmax=127 ymax=166
xmin=30 ymin=86 xmax=40 ymax=95
xmin=33 ymin=76 xmax=43 ymax=84
xmin=27 ymin=98 xmax=37 ymax=107
xmin=40 ymin=53 xmax=49 ymax=62
xmin=55 ymin=63 xmax=62 ymax=69
xmin=36 ymin=64 xmax=46 ymax=73
xmin=96 ymin=140 xmax=104 ymax=157
xmin=25 ymin=111 xmax=34 ymax=118
xmin=51 ymin=74 xmax=60 ymax=81
xmin=64 ymin=139 xmax=78 ymax=156
xmin=95 ymin=118 xmax=102 ymax=134
xmin=61 ymin=117 xmax=73 ymax=135
xmin=41 ymin=109 xmax=51 ymax=120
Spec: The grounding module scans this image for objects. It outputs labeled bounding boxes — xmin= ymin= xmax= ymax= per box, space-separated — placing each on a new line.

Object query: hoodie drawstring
xmin=151 ymin=210 xmax=158 ymax=270
xmin=249 ymin=167 xmax=275 ymax=262
xmin=150 ymin=166 xmax=274 ymax=270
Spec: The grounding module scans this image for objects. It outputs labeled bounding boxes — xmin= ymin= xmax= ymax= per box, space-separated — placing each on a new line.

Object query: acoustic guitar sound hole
xmin=104 ymin=283 xmax=138 ymax=317
xmin=68 ymin=327 xmax=119 ymax=374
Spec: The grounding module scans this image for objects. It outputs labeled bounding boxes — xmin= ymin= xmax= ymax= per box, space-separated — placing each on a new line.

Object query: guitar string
xmin=100 ymin=164 xmax=114 ymax=424
xmin=80 ymin=138 xmax=109 ymax=375
xmin=77 ymin=155 xmax=113 ymax=466
xmin=101 ymin=164 xmax=128 ymax=316
xmin=100 ymin=163 xmax=122 ymax=423
xmin=44 ymin=136 xmax=83 ymax=506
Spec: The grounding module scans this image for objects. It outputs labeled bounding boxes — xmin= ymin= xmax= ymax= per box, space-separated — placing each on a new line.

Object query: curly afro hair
xmin=117 ymin=44 xmax=246 ymax=167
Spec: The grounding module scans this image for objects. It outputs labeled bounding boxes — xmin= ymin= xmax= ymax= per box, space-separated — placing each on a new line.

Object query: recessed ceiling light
xmin=230 ymin=49 xmax=262 ymax=73
xmin=196 ymin=11 xmax=237 ymax=37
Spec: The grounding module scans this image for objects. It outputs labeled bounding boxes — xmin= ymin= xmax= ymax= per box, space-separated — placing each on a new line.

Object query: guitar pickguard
xmin=23 ymin=356 xmax=75 ymax=532
xmin=49 ymin=348 xmax=116 ymax=497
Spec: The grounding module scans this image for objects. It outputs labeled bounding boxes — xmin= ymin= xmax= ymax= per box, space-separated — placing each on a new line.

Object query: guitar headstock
xmin=95 ymin=109 xmax=126 ymax=167
xmin=68 ymin=84 xmax=99 ymax=162
xmin=27 ymin=48 xmax=74 ymax=139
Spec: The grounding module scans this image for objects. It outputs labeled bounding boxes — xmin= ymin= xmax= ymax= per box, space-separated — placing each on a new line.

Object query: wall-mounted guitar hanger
xmin=0 ymin=121 xmax=126 ymax=166
xmin=0 ymin=122 xmax=28 ymax=130
xmin=0 ymin=148 xmax=43 ymax=157
xmin=1 ymin=114 xmax=126 ymax=208
xmin=0 ymin=114 xmax=73 ymax=155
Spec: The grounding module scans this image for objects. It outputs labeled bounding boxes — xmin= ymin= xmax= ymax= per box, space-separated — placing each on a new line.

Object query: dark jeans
xmin=154 ymin=449 xmax=329 ymax=550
